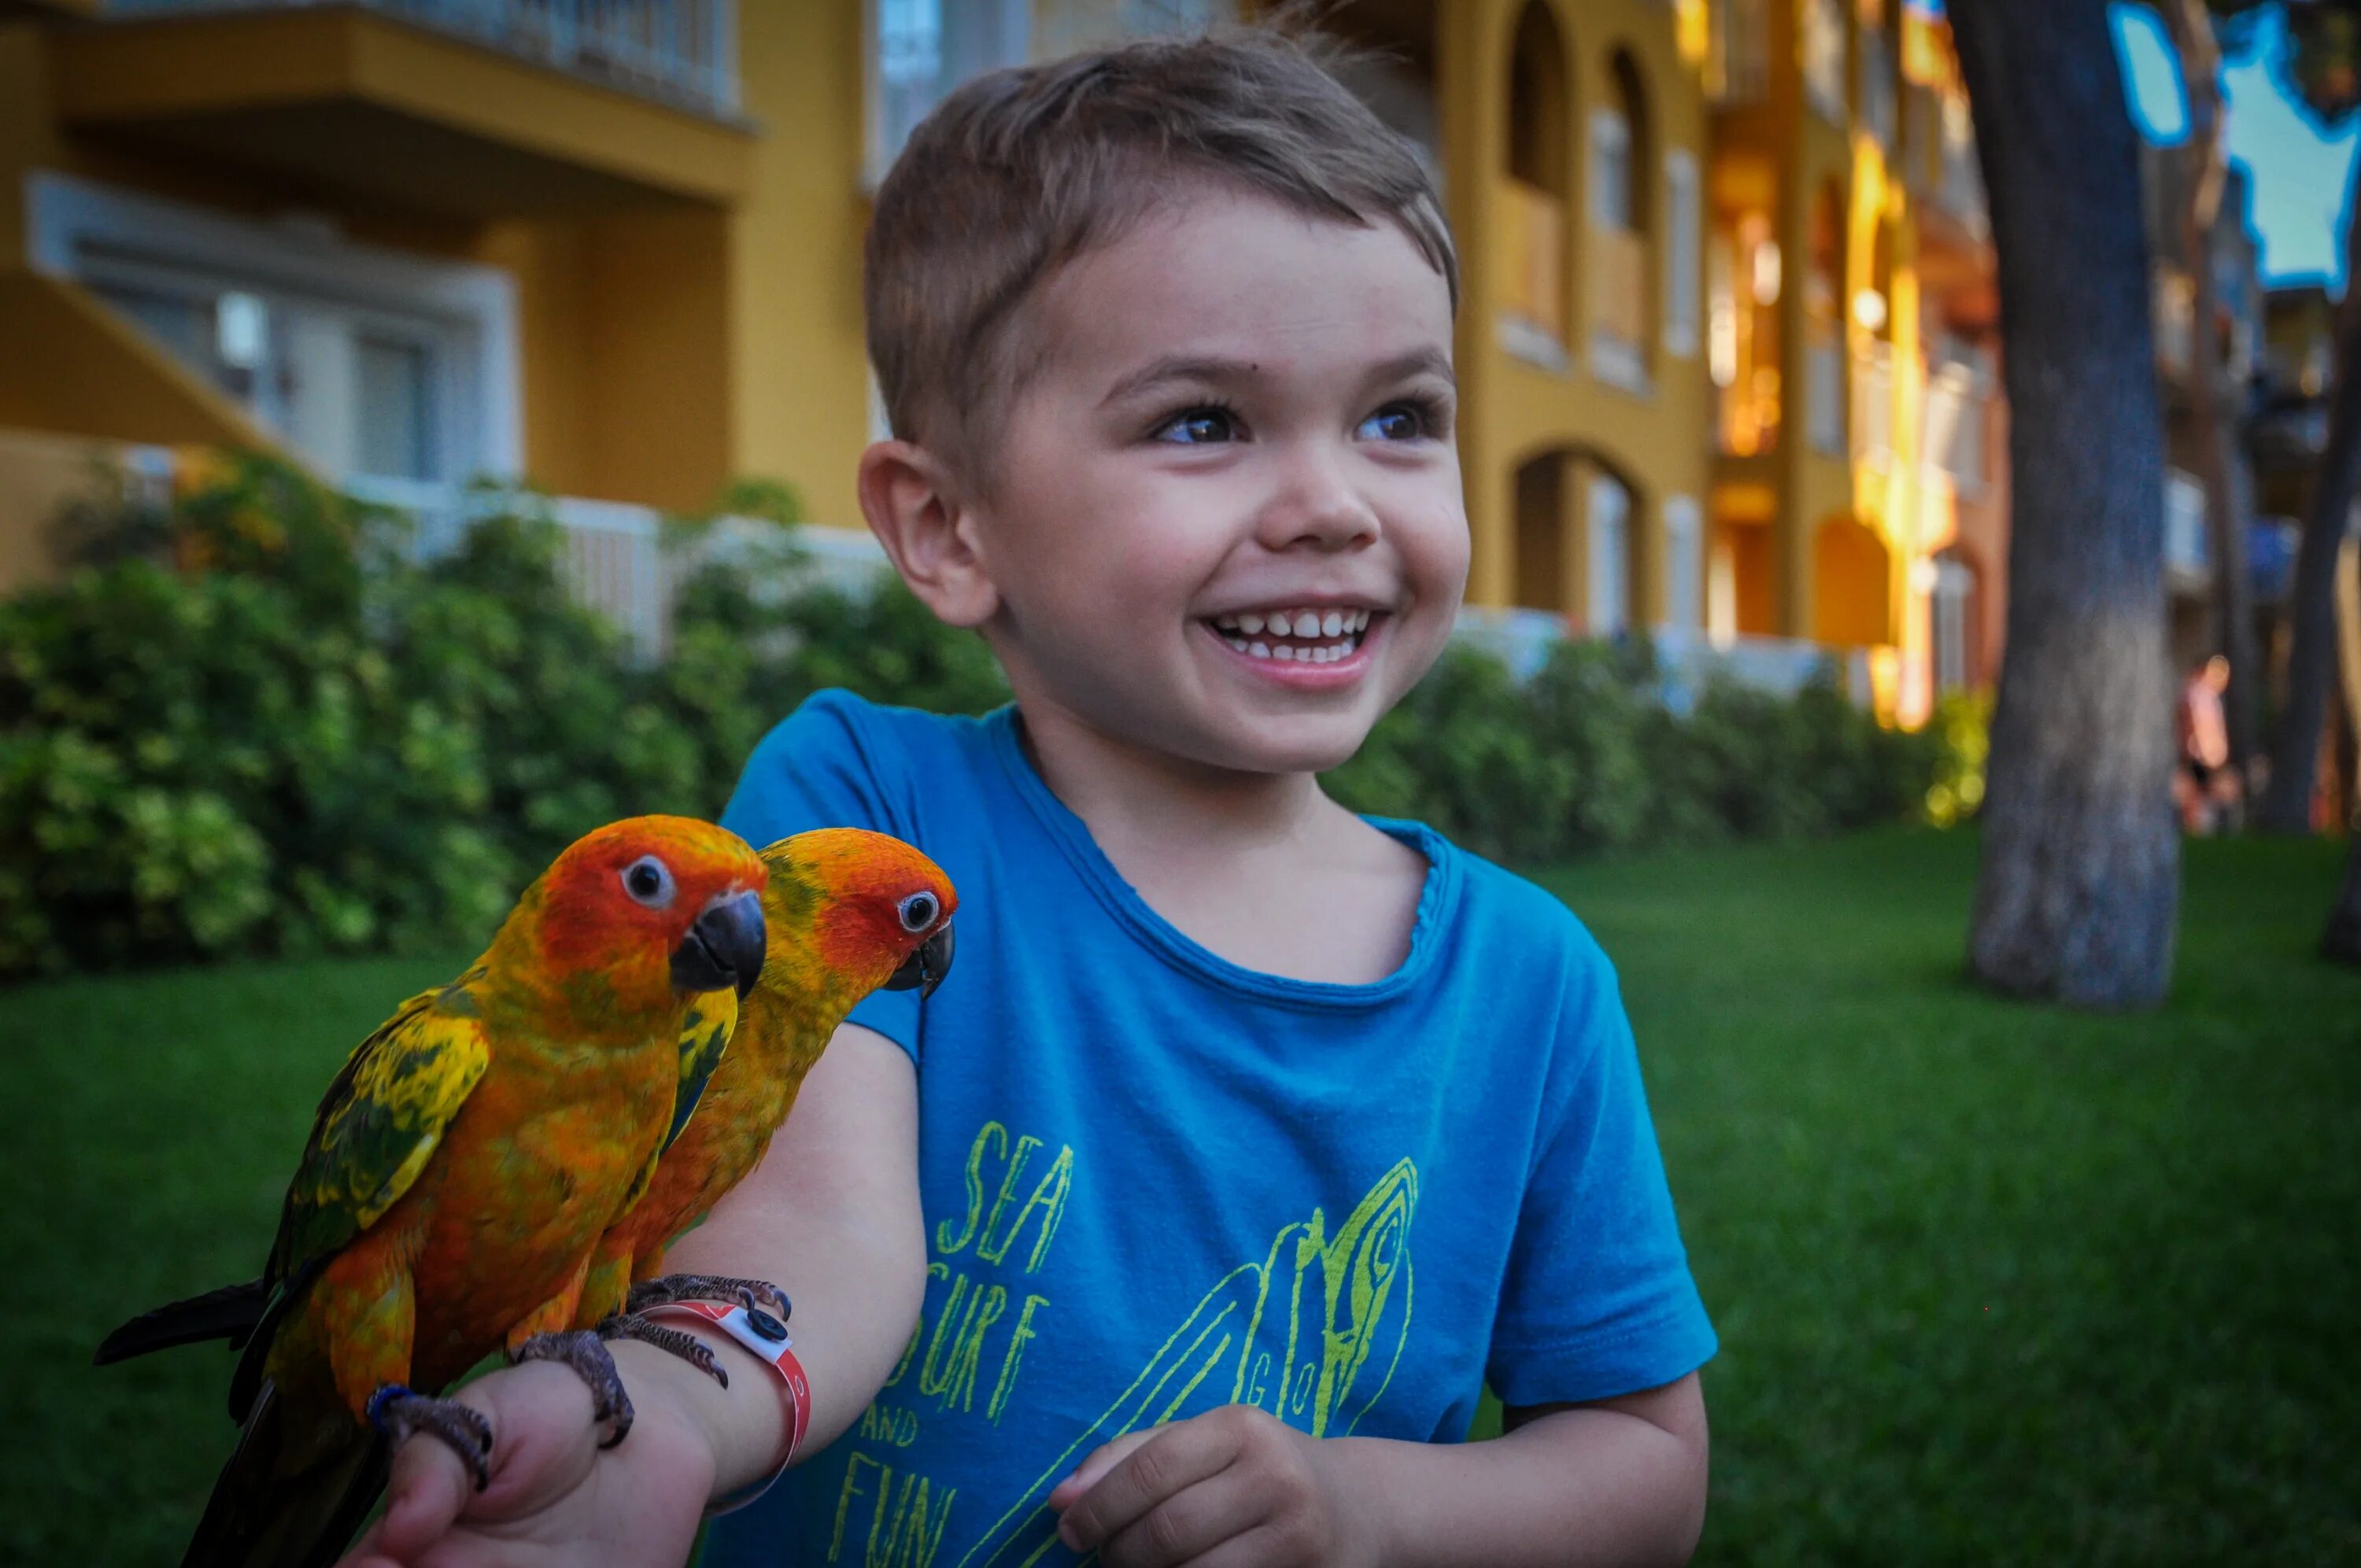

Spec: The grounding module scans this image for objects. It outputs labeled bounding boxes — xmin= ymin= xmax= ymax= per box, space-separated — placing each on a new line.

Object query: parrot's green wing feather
xmin=264 ymin=975 xmax=493 ymax=1288
xmin=663 ymin=989 xmax=738 ymax=1154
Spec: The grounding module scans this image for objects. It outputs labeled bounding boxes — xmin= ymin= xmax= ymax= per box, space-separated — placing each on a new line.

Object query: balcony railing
xmin=1450 ymin=608 xmax=1875 ymax=707
xmin=1852 ymin=341 xmax=1894 ymax=467
xmin=1495 ymin=177 xmax=1568 ymax=366
xmin=345 ymin=476 xmax=887 ymax=656
xmin=1921 ymin=360 xmax=1986 ymax=493
xmin=1707 ymin=0 xmax=1768 ymax=106
xmin=1591 ymin=224 xmax=1649 ymax=389
xmin=109 ymin=0 xmax=741 ymax=115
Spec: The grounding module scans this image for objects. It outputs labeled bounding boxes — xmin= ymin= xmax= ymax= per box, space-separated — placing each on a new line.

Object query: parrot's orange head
xmin=760 ymin=828 xmax=958 ymax=1002
xmin=529 ymin=816 xmax=770 ymax=1026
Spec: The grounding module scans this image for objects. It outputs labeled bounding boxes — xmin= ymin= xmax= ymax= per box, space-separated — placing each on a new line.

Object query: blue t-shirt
xmin=705 ymin=691 xmax=1713 ymax=1568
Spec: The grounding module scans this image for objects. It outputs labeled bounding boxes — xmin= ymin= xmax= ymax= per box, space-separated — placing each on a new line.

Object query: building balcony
xmin=1589 ymin=223 xmax=1647 ymax=389
xmin=1495 ymin=176 xmax=1568 ymax=369
xmin=48 ymin=1 xmax=753 ymax=217
xmin=1852 ymin=341 xmax=1894 ymax=467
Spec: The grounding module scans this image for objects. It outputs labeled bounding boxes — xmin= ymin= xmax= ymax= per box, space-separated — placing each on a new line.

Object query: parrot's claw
xmin=511 ymin=1330 xmax=636 ymax=1449
xmin=597 ymin=1312 xmax=730 ymax=1389
xmin=367 ymin=1385 xmax=493 ymax=1492
xmin=626 ymin=1274 xmax=790 ymax=1320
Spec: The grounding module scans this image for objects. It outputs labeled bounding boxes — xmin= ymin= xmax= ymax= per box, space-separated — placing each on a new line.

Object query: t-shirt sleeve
xmin=1486 ymin=939 xmax=1716 ymax=1408
xmin=719 ymin=690 xmax=924 ymax=1058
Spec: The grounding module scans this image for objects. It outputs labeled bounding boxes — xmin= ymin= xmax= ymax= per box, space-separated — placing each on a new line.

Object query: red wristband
xmin=641 ymin=1300 xmax=811 ymax=1514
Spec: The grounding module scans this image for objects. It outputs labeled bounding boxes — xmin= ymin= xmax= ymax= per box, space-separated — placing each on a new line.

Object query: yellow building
xmin=0 ymin=0 xmax=2001 ymax=717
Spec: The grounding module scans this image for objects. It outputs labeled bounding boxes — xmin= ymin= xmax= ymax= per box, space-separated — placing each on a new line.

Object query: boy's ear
xmin=856 ymin=440 xmax=1002 ymax=629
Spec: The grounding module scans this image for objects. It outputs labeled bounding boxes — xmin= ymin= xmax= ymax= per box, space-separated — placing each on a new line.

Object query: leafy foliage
xmin=0 ymin=454 xmax=1978 ymax=976
xmin=1325 ymin=639 xmax=1977 ymax=867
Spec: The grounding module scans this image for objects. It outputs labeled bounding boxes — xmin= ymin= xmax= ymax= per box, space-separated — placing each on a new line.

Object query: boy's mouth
xmin=1204 ymin=607 xmax=1375 ymax=664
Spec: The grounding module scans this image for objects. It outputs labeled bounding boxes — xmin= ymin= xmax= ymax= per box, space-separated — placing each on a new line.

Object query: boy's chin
xmin=1194 ymin=717 xmax=1376 ymax=778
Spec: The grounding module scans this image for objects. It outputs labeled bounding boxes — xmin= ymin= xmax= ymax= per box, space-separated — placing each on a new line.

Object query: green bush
xmin=1325 ymin=639 xmax=1981 ymax=866
xmin=0 ymin=453 xmax=1977 ymax=977
xmin=0 ymin=456 xmax=1002 ymax=977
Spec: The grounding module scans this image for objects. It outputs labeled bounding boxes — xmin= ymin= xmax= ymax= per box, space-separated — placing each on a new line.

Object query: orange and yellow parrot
xmin=95 ymin=817 xmax=769 ymax=1568
xmin=573 ymin=827 xmax=956 ymax=1336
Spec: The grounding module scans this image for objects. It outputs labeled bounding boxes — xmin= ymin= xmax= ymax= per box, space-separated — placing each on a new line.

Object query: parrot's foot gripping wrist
xmin=626 ymin=1273 xmax=791 ymax=1320
xmin=598 ymin=1311 xmax=733 ymax=1389
xmin=367 ymin=1385 xmax=494 ymax=1492
xmin=637 ymin=1299 xmax=811 ymax=1516
xmin=511 ymin=1330 xmax=637 ymax=1448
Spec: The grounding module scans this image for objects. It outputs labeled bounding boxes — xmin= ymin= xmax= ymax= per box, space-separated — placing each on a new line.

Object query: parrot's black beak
xmin=672 ymin=889 xmax=767 ymax=998
xmin=885 ymin=921 xmax=955 ymax=1000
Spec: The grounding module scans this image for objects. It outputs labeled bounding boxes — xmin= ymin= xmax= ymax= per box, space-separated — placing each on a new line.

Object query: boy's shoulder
xmin=750 ymin=688 xmax=1000 ymax=780
xmin=1390 ymin=819 xmax=1620 ymax=994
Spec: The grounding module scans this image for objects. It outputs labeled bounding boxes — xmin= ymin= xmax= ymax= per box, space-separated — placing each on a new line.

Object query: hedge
xmin=0 ymin=455 xmax=1981 ymax=977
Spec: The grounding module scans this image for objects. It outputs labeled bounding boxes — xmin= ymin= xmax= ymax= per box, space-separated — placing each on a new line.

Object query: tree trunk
xmin=2168 ymin=0 xmax=2263 ymax=777
xmin=1950 ymin=0 xmax=2179 ymax=1008
xmin=2258 ymin=177 xmax=2361 ymax=834
xmin=2322 ymin=829 xmax=2361 ymax=961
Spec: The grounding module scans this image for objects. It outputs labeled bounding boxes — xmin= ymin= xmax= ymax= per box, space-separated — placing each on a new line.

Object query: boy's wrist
xmin=606 ymin=1334 xmax=789 ymax=1500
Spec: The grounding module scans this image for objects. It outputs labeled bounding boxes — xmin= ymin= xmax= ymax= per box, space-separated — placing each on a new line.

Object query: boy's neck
xmin=1014 ymin=696 xmax=1332 ymax=862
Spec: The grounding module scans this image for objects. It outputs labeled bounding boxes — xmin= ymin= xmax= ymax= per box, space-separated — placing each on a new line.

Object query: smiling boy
xmin=348 ymin=28 xmax=1713 ymax=1568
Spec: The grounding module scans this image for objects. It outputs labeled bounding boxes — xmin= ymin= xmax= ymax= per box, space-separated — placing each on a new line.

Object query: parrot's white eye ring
xmin=897 ymin=891 xmax=939 ymax=933
xmin=623 ymin=855 xmax=676 ymax=909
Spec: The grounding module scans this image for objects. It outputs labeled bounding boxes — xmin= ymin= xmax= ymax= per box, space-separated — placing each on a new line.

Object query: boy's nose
xmin=1256 ymin=446 xmax=1380 ymax=552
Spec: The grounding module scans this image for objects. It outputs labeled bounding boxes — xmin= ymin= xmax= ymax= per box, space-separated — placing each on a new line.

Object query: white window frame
xmin=1587 ymin=474 xmax=1632 ymax=636
xmin=1590 ymin=108 xmax=1635 ymax=232
xmin=1665 ymin=149 xmax=1701 ymax=359
xmin=24 ymin=170 xmax=520 ymax=480
xmin=1663 ymin=494 xmax=1702 ymax=632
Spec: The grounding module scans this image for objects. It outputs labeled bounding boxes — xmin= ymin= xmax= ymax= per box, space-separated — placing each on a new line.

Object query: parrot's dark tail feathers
xmin=94 ymin=1278 xmax=270 ymax=1366
xmin=180 ymin=1383 xmax=390 ymax=1568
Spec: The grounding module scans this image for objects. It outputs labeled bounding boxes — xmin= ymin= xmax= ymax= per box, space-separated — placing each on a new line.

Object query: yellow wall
xmin=729 ymin=0 xmax=874 ymax=529
xmin=1443 ymin=0 xmax=1715 ymax=624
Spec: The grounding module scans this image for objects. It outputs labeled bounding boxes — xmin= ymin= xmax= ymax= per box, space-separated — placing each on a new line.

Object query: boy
xmin=348 ymin=27 xmax=1713 ymax=1568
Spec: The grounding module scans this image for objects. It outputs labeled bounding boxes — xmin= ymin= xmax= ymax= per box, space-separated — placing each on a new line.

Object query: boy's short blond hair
xmin=865 ymin=26 xmax=1459 ymax=486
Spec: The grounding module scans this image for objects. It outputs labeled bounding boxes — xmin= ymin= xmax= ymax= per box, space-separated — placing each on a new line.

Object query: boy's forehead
xmin=1026 ymin=188 xmax=1454 ymax=393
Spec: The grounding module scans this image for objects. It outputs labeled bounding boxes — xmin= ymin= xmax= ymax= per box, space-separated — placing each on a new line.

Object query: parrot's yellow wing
xmin=268 ymin=979 xmax=492 ymax=1281
xmin=663 ymin=988 xmax=739 ymax=1155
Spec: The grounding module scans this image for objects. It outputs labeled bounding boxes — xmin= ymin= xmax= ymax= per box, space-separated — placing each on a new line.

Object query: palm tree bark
xmin=1950 ymin=0 xmax=2179 ymax=1007
xmin=2257 ymin=185 xmax=2361 ymax=833
xmin=2168 ymin=0 xmax=2263 ymax=777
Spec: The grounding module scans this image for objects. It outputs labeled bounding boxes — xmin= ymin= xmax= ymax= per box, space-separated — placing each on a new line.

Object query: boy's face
xmin=965 ymin=187 xmax=1468 ymax=777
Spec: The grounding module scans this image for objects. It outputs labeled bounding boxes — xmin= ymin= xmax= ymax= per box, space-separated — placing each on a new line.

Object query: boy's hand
xmin=1049 ymin=1406 xmax=1377 ymax=1568
xmin=334 ymin=1356 xmax=716 ymax=1568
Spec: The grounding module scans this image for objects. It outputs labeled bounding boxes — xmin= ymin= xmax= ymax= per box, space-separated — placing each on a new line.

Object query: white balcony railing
xmin=345 ymin=478 xmax=890 ymax=657
xmin=111 ymin=0 xmax=741 ymax=115
xmin=1853 ymin=341 xmax=1895 ymax=467
xmin=1453 ymin=608 xmax=1873 ymax=708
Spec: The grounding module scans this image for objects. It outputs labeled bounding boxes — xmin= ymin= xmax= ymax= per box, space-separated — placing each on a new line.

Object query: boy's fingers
xmin=1096 ymin=1474 xmax=1255 ymax=1568
xmin=1051 ymin=1430 xmax=1155 ymax=1509
xmin=1056 ymin=1426 xmax=1233 ymax=1551
xmin=374 ymin=1433 xmax=474 ymax=1561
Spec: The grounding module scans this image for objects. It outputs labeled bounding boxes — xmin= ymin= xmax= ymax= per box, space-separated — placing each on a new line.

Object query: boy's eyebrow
xmin=1098 ymin=347 xmax=1454 ymax=407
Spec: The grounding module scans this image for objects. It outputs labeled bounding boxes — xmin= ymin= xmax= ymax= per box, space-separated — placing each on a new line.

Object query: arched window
xmin=1591 ymin=52 xmax=1651 ymax=388
xmin=1501 ymin=3 xmax=1573 ymax=363
xmin=1513 ymin=451 xmax=1568 ymax=612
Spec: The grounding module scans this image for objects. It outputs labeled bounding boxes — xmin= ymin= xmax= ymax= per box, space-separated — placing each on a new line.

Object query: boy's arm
xmin=1050 ymin=1374 xmax=1708 ymax=1568
xmin=342 ymin=1024 xmax=926 ymax=1568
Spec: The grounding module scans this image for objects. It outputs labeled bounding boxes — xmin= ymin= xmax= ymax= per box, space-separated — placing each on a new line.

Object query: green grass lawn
xmin=6 ymin=828 xmax=2357 ymax=1563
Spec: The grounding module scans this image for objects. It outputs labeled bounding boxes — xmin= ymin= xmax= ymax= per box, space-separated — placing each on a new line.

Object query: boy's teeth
xmin=1321 ymin=611 xmax=1343 ymax=636
xmin=1240 ymin=612 xmax=1265 ymax=634
xmin=1211 ymin=607 xmax=1376 ymax=662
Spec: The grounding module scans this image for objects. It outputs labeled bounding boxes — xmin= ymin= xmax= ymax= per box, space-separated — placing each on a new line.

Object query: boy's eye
xmin=1357 ymin=402 xmax=1430 ymax=442
xmin=1152 ymin=405 xmax=1241 ymax=445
